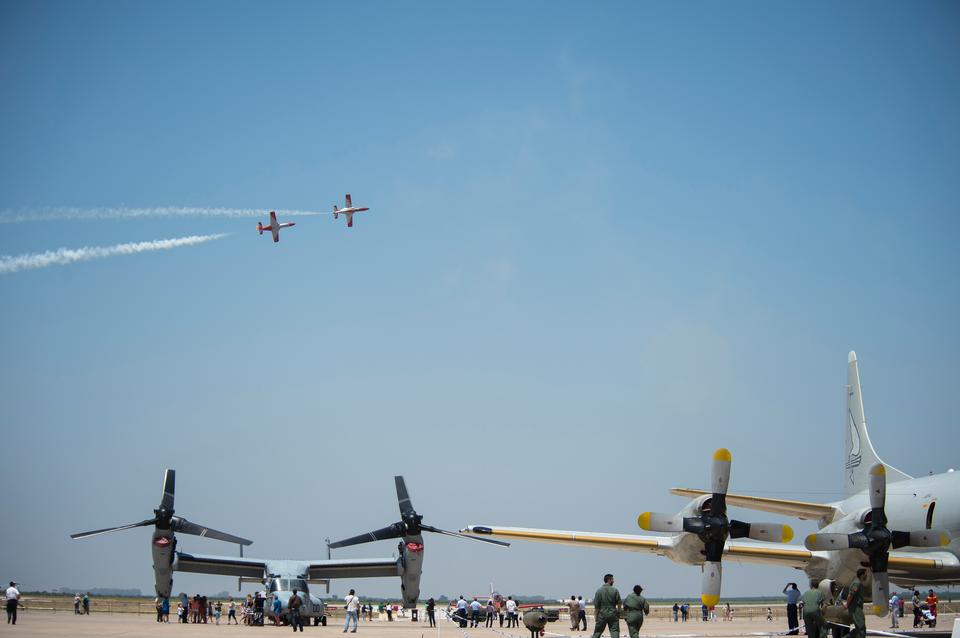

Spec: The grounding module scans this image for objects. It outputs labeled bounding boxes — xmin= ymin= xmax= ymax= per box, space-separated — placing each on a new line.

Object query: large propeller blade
xmin=805 ymin=532 xmax=868 ymax=551
xmin=328 ymin=476 xmax=510 ymax=550
xmin=328 ymin=523 xmax=407 ymax=549
xmin=70 ymin=518 xmax=160 ymax=540
xmin=638 ymin=448 xmax=793 ymax=607
xmin=804 ymin=463 xmax=950 ymax=617
xmin=171 ymin=517 xmax=253 ymax=546
xmin=70 ymin=469 xmax=252 ymax=546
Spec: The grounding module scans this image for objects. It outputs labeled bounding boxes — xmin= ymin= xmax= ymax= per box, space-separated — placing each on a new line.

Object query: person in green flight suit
xmin=801 ymin=579 xmax=827 ymax=638
xmin=844 ymin=569 xmax=867 ymax=638
xmin=592 ymin=573 xmax=622 ymax=638
xmin=622 ymin=585 xmax=650 ymax=638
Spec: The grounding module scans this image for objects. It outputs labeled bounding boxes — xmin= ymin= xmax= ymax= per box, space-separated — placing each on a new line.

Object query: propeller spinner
xmin=638 ymin=448 xmax=793 ymax=607
xmin=70 ymin=469 xmax=253 ymax=546
xmin=805 ymin=463 xmax=949 ymax=616
xmin=329 ymin=476 xmax=510 ymax=549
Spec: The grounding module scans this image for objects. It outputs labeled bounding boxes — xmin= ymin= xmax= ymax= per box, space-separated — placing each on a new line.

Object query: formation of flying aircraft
xmin=332 ymin=193 xmax=370 ymax=228
xmin=255 ymin=193 xmax=372 ymax=242
xmin=463 ymin=352 xmax=959 ymax=615
xmin=256 ymin=211 xmax=296 ymax=243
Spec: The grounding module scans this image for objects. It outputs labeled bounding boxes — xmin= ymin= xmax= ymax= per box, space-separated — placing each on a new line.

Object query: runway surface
xmin=4 ymin=611 xmax=955 ymax=638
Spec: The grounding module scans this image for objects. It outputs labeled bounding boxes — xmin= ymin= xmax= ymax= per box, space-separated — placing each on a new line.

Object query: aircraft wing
xmin=175 ymin=551 xmax=268 ymax=578
xmin=463 ymin=525 xmax=824 ymax=570
xmin=723 ymin=540 xmax=817 ymax=568
xmin=463 ymin=526 xmax=959 ymax=579
xmin=670 ymin=488 xmax=838 ymax=521
xmin=305 ymin=557 xmax=400 ymax=580
xmin=461 ymin=525 xmax=668 ymax=553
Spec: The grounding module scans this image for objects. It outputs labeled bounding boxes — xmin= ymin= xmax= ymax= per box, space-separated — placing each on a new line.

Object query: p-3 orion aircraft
xmin=463 ymin=352 xmax=958 ymax=615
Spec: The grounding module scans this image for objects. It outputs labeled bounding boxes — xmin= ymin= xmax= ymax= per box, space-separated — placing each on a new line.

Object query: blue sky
xmin=1 ymin=1 xmax=958 ymax=600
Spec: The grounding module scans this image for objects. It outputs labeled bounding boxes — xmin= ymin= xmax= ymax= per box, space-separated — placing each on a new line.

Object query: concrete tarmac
xmin=4 ymin=611 xmax=955 ymax=638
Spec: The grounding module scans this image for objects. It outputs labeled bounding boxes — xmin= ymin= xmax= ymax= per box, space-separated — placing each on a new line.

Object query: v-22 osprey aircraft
xmin=72 ymin=474 xmax=420 ymax=624
xmin=71 ymin=474 xmax=505 ymax=625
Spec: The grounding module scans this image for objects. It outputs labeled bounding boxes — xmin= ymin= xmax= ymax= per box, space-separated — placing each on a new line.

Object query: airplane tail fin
xmin=845 ymin=351 xmax=911 ymax=495
xmin=333 ymin=204 xmax=338 ymax=219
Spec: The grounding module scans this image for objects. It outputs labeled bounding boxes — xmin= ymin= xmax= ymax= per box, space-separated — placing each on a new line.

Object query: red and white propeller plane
xmin=257 ymin=211 xmax=296 ymax=243
xmin=332 ymin=194 xmax=370 ymax=228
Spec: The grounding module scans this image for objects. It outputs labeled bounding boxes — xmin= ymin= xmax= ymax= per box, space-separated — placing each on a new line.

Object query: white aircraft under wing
xmin=464 ymin=352 xmax=959 ymax=614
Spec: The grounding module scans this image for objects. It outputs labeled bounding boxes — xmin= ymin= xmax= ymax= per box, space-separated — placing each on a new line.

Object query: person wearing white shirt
xmin=505 ymin=597 xmax=518 ymax=628
xmin=6 ymin=582 xmax=20 ymax=625
xmin=344 ymin=589 xmax=361 ymax=633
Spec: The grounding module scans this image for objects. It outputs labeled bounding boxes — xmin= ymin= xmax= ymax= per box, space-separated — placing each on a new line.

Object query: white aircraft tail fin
xmin=845 ymin=351 xmax=911 ymax=495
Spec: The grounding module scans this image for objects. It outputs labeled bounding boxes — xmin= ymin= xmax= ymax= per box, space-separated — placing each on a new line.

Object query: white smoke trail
xmin=0 ymin=206 xmax=329 ymax=223
xmin=0 ymin=233 xmax=229 ymax=275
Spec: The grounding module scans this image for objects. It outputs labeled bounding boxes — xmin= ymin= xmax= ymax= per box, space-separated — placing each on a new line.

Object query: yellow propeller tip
xmin=637 ymin=512 xmax=651 ymax=530
xmin=872 ymin=605 xmax=886 ymax=616
xmin=805 ymin=534 xmax=817 ymax=549
xmin=701 ymin=595 xmax=720 ymax=607
xmin=782 ymin=525 xmax=794 ymax=543
xmin=941 ymin=533 xmax=950 ymax=547
xmin=870 ymin=464 xmax=886 ymax=476
xmin=713 ymin=448 xmax=732 ymax=462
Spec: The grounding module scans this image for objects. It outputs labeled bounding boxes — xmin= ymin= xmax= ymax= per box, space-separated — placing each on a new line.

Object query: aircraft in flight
xmin=257 ymin=211 xmax=296 ymax=243
xmin=463 ymin=352 xmax=958 ymax=615
xmin=71 ymin=472 xmax=437 ymax=624
xmin=332 ymin=194 xmax=369 ymax=228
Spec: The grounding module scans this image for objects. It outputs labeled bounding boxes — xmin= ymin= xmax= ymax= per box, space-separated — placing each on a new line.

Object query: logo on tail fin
xmin=846 ymin=409 xmax=862 ymax=485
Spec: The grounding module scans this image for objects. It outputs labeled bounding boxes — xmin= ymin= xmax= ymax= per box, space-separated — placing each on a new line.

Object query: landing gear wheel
xmin=321 ymin=616 xmax=327 ymax=626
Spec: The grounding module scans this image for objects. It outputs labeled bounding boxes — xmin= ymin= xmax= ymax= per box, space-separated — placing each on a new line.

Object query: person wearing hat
xmin=5 ymin=581 xmax=20 ymax=625
xmin=623 ymin=585 xmax=649 ymax=638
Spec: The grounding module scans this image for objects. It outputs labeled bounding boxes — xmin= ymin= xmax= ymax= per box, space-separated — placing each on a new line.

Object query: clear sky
xmin=1 ymin=1 xmax=958 ymax=601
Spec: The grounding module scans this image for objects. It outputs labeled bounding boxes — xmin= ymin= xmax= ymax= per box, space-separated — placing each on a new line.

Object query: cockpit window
xmin=277 ymin=579 xmax=308 ymax=593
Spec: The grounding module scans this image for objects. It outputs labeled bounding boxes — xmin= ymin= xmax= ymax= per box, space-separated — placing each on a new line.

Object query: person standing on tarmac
xmin=569 ymin=596 xmax=580 ymax=631
xmin=426 ymin=598 xmax=436 ymax=628
xmin=288 ymin=589 xmax=305 ymax=632
xmin=844 ymin=569 xmax=867 ymax=638
xmin=343 ymin=589 xmax=360 ymax=633
xmin=5 ymin=582 xmax=20 ymax=626
xmin=800 ymin=579 xmax=827 ymax=638
xmin=578 ymin=596 xmax=587 ymax=631
xmin=623 ymin=585 xmax=649 ymax=638
xmin=591 ymin=573 xmax=622 ymax=638
xmin=783 ymin=583 xmax=801 ymax=635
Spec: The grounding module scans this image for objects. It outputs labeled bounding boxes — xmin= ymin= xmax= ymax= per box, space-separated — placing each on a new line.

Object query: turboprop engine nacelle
xmin=399 ymin=538 xmax=423 ymax=608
